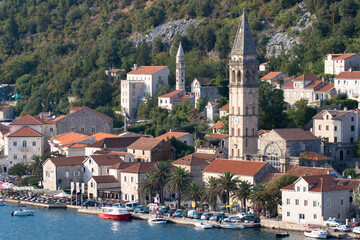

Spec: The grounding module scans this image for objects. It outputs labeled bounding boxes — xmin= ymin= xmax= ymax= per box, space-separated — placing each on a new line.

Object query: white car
xmin=354 ymin=226 xmax=360 ymax=234
xmin=236 ymin=212 xmax=247 ymax=219
xmin=334 ymin=225 xmax=351 ymax=232
xmin=325 ymin=218 xmax=343 ymax=227
xmin=223 ymin=216 xmax=240 ymax=223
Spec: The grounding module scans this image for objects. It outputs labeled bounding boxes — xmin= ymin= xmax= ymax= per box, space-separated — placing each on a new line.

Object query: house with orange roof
xmin=54 ymin=106 xmax=113 ymax=135
xmin=121 ymin=64 xmax=170 ymax=118
xmin=85 ymin=136 xmax=142 ymax=156
xmin=283 ymin=74 xmax=334 ymax=105
xmin=191 ymin=78 xmax=221 ymax=108
xmin=156 ymin=131 xmax=194 ymax=145
xmin=259 ymin=61 xmax=270 ymax=72
xmin=334 ymin=71 xmax=360 ymax=102
xmin=324 ymin=53 xmax=360 ymax=75
xmin=219 ymin=103 xmax=229 ymax=118
xmin=281 ymin=175 xmax=350 ymax=225
xmin=87 ymin=175 xmax=121 ymax=199
xmin=212 ymin=121 xmax=227 ymax=134
xmin=206 ymin=101 xmax=219 ymax=121
xmin=49 ymin=132 xmax=93 ymax=157
xmin=157 ymin=90 xmax=195 ymax=110
xmin=258 ymin=128 xmax=321 ymax=172
xmin=260 ymin=72 xmax=289 ymax=88
xmin=105 ymin=68 xmax=123 ymax=79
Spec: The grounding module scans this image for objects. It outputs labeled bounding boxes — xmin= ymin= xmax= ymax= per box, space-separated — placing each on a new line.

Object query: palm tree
xmin=138 ymin=172 xmax=157 ymax=203
xmin=183 ymin=182 xmax=205 ymax=209
xmin=205 ymin=177 xmax=220 ymax=211
xmin=250 ymin=184 xmax=269 ymax=214
xmin=233 ymin=180 xmax=253 ymax=211
xmin=166 ymin=166 xmax=192 ymax=209
xmin=149 ymin=161 xmax=171 ymax=203
xmin=216 ymin=172 xmax=239 ymax=207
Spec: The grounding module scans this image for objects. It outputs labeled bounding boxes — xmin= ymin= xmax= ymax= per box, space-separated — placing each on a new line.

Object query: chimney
xmin=133 ymin=64 xmax=137 ymax=70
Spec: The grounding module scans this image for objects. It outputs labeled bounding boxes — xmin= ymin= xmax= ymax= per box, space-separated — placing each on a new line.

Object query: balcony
xmin=20 ymin=147 xmax=29 ymax=152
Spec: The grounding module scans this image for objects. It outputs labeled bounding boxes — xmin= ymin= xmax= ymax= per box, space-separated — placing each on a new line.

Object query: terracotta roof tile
xmin=89 ymin=154 xmax=123 ymax=166
xmin=205 ymin=133 xmax=228 ymax=139
xmin=203 ymin=159 xmax=268 ymax=176
xmin=261 ymin=173 xmax=285 ymax=184
xmin=127 ymin=137 xmax=164 ymax=150
xmin=108 ymin=161 xmax=135 ymax=170
xmin=212 ymin=121 xmax=226 ymax=129
xmin=10 ymin=115 xmax=44 ymax=125
xmin=335 ymin=178 xmax=360 ymax=190
xmin=8 ymin=126 xmax=42 ymax=137
xmin=273 ymin=128 xmax=320 ymax=141
xmin=120 ymin=162 xmax=155 ymax=174
xmin=53 ymin=115 xmax=66 ymax=122
xmin=69 ymin=106 xmax=113 ymax=121
xmin=293 ymin=74 xmax=320 ymax=81
xmin=304 ymin=80 xmax=323 ymax=89
xmin=0 ymin=124 xmax=10 ymax=135
xmin=194 ymin=78 xmax=211 ymax=85
xmin=67 ymin=143 xmax=88 ymax=148
xmin=52 ymin=132 xmax=90 ymax=146
xmin=0 ymin=106 xmax=11 ymax=111
xmin=172 ymin=94 xmax=195 ymax=101
xmin=283 ymin=80 xmax=293 ymax=88
xmin=90 ymin=132 xmax=119 ymax=142
xmin=219 ymin=104 xmax=229 ymax=111
xmin=87 ymin=137 xmax=141 ymax=148
xmin=332 ymin=53 xmax=357 ymax=60
xmin=90 ymin=175 xmax=118 ymax=183
xmin=313 ymin=110 xmax=352 ymax=120
xmin=209 ymin=102 xmax=218 ymax=106
xmin=282 ymin=175 xmax=348 ymax=192
xmin=48 ymin=156 xmax=86 ymax=166
xmin=260 ymin=61 xmax=270 ymax=66
xmin=94 ymin=150 xmax=128 ymax=155
xmin=127 ymin=66 xmax=168 ymax=75
xmin=300 ymin=151 xmax=331 ymax=161
xmin=335 ymin=71 xmax=360 ymax=79
xmin=108 ymin=69 xmax=122 ymax=73
xmin=158 ymin=90 xmax=184 ymax=98
xmin=286 ymin=166 xmax=334 ymax=177
xmin=156 ymin=132 xmax=191 ymax=140
xmin=315 ymin=83 xmax=334 ymax=92
xmin=172 ymin=153 xmax=217 ymax=166
xmin=261 ymin=72 xmax=283 ymax=80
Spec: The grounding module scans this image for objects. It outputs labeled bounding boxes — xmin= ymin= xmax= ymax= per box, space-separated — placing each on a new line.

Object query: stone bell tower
xmin=228 ymin=10 xmax=259 ymax=159
xmin=176 ymin=42 xmax=185 ymax=90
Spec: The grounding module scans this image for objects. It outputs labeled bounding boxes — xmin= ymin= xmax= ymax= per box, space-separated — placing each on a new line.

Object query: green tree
xmin=6 ymin=16 xmax=19 ymax=40
xmin=168 ymin=137 xmax=194 ymax=159
xmin=8 ymin=163 xmax=28 ymax=178
xmin=232 ymin=180 xmax=253 ymax=210
xmin=183 ymin=182 xmax=205 ymax=209
xmin=205 ymin=176 xmax=220 ymax=211
xmin=139 ymin=172 xmax=157 ymax=203
xmin=136 ymin=44 xmax=151 ymax=66
xmin=287 ymin=98 xmax=317 ymax=128
xmin=216 ymin=172 xmax=239 ymax=207
xmin=149 ymin=161 xmax=171 ymax=204
xmin=343 ymin=168 xmax=357 ymax=179
xmin=166 ymin=166 xmax=192 ymax=208
xmin=84 ymin=80 xmax=114 ymax=109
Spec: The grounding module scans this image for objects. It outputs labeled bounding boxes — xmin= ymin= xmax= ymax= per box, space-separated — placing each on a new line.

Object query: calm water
xmin=0 ymin=204 xmax=311 ymax=240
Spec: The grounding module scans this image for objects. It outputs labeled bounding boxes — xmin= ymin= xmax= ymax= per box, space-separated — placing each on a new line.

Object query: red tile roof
xmin=315 ymin=83 xmax=334 ymax=92
xmin=91 ymin=175 xmax=118 ymax=183
xmin=283 ymin=80 xmax=293 ymax=88
xmin=273 ymin=128 xmax=319 ymax=141
xmin=304 ymin=80 xmax=323 ymax=89
xmin=52 ymin=132 xmax=90 ymax=146
xmin=219 ymin=104 xmax=229 ymax=111
xmin=203 ymin=159 xmax=268 ymax=176
xmin=89 ymin=154 xmax=123 ymax=166
xmin=282 ymin=175 xmax=348 ymax=192
xmin=0 ymin=106 xmax=11 ymax=111
xmin=286 ymin=166 xmax=334 ymax=177
xmin=294 ymin=74 xmax=320 ymax=81
xmin=261 ymin=72 xmax=282 ymax=80
xmin=172 ymin=94 xmax=195 ymax=101
xmin=108 ymin=161 xmax=135 ymax=170
xmin=10 ymin=114 xmax=44 ymax=125
xmin=336 ymin=178 xmax=360 ymax=190
xmin=127 ymin=137 xmax=164 ymax=150
xmin=8 ymin=126 xmax=42 ymax=137
xmin=331 ymin=53 xmax=357 ymax=60
xmin=53 ymin=115 xmax=66 ymax=122
xmin=67 ymin=143 xmax=88 ymax=148
xmin=94 ymin=150 xmax=129 ymax=156
xmin=48 ymin=156 xmax=86 ymax=166
xmin=90 ymin=132 xmax=119 ymax=142
xmin=209 ymin=101 xmax=218 ymax=106
xmin=260 ymin=61 xmax=270 ymax=66
xmin=212 ymin=121 xmax=225 ymax=129
xmin=300 ymin=151 xmax=331 ymax=161
xmin=121 ymin=162 xmax=155 ymax=174
xmin=69 ymin=106 xmax=113 ymax=121
xmin=87 ymin=137 xmax=141 ymax=148
xmin=156 ymin=132 xmax=191 ymax=140
xmin=127 ymin=66 xmax=168 ymax=75
xmin=313 ymin=110 xmax=353 ymax=120
xmin=335 ymin=71 xmax=360 ymax=79
xmin=260 ymin=173 xmax=285 ymax=184
xmin=172 ymin=153 xmax=217 ymax=166
xmin=108 ymin=69 xmax=122 ymax=73
xmin=194 ymin=78 xmax=212 ymax=85
xmin=205 ymin=133 xmax=228 ymax=139
xmin=158 ymin=90 xmax=184 ymax=98
xmin=0 ymin=124 xmax=9 ymax=135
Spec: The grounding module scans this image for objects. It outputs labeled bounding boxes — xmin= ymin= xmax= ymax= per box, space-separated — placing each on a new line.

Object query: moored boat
xmin=98 ymin=207 xmax=131 ymax=220
xmin=0 ymin=198 xmax=5 ymax=206
xmin=220 ymin=223 xmax=245 ymax=229
xmin=11 ymin=208 xmax=35 ymax=216
xmin=194 ymin=221 xmax=213 ymax=229
xmin=148 ymin=217 xmax=168 ymax=224
xmin=275 ymin=231 xmax=289 ymax=238
xmin=304 ymin=230 xmax=328 ymax=239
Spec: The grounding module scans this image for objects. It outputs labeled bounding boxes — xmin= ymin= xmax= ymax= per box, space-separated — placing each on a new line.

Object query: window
xmin=314 ymin=214 xmax=317 ymax=219
xmin=340 ymin=198 xmax=344 ymax=206
xmin=13 ymin=142 xmax=17 ymax=147
xmin=286 ymin=199 xmax=290 ymax=205
xmin=91 ymin=168 xmax=94 ymax=173
xmin=14 ymin=155 xmax=17 ymax=160
xmin=334 ymin=126 xmax=337 ymax=131
xmin=304 ymin=200 xmax=308 ymax=206
xmin=125 ymin=194 xmax=128 ymax=201
xmin=71 ymin=118 xmax=74 ymax=122
xmin=142 ymin=150 xmax=145 ymax=155
xmin=334 ymin=137 xmax=337 ymax=143
xmin=131 ymin=177 xmax=134 ymax=182
xmin=91 ymin=182 xmax=93 ymax=188
xmin=124 ymin=176 xmax=127 ymax=182
xmin=326 ymin=125 xmax=329 ymax=131
xmin=351 ymin=137 xmax=354 ymax=143
xmin=299 ymin=214 xmax=305 ymax=219
xmin=22 ymin=141 xmax=27 ymax=147
xmin=74 ymin=171 xmax=80 ymax=176
xmin=318 ymin=125 xmax=321 ymax=130
xmin=23 ymin=155 xmax=27 ymax=160
xmin=133 ymin=149 xmax=135 ymax=154
xmin=50 ymin=128 xmax=53 ymax=132
xmin=326 ymin=115 xmax=329 ymax=120
xmin=32 ymin=142 xmax=36 ymax=146
xmin=297 ymin=186 xmax=300 ymax=192
xmin=287 ymin=212 xmax=290 ymax=217
xmin=351 ymin=125 xmax=355 ymax=131
xmin=65 ymin=171 xmax=69 ymax=177
xmin=326 ymin=199 xmax=331 ymax=208
xmin=92 ymin=128 xmax=95 ymax=133
xmin=303 ymin=187 xmax=306 ymax=192
xmin=80 ymin=128 xmax=84 ymax=133
xmin=89 ymin=159 xmax=92 ymax=164
xmin=131 ymin=195 xmax=135 ymax=201
xmin=313 ymin=201 xmax=317 ymax=207
xmin=352 ymin=117 xmax=354 ymax=122
xmin=81 ymin=118 xmax=85 ymax=122
xmin=295 ymin=199 xmax=299 ymax=205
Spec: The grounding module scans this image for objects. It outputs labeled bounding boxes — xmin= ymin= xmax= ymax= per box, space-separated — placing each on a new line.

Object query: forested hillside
xmin=0 ymin=0 xmax=359 ymax=123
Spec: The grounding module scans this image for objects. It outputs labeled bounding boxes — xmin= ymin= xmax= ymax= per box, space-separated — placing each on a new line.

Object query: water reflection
xmin=111 ymin=221 xmax=119 ymax=232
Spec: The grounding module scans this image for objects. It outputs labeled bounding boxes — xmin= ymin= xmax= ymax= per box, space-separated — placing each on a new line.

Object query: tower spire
xmin=176 ymin=42 xmax=185 ymax=90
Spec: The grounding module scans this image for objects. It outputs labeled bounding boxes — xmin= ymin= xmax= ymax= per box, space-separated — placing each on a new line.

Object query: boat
xmin=275 ymin=231 xmax=289 ymax=238
xmin=0 ymin=199 xmax=5 ymax=206
xmin=98 ymin=207 xmax=132 ymax=220
xmin=11 ymin=208 xmax=35 ymax=216
xmin=220 ymin=223 xmax=245 ymax=229
xmin=194 ymin=221 xmax=213 ymax=229
xmin=148 ymin=217 xmax=168 ymax=224
xmin=304 ymin=230 xmax=329 ymax=239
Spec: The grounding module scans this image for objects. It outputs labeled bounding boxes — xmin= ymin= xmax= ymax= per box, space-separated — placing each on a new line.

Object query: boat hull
xmin=12 ymin=210 xmax=35 ymax=216
xmin=98 ymin=212 xmax=131 ymax=220
xmin=194 ymin=222 xmax=213 ymax=229
xmin=304 ymin=231 xmax=328 ymax=239
xmin=148 ymin=218 xmax=168 ymax=224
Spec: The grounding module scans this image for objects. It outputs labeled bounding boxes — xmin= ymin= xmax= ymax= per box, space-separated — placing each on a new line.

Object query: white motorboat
xmin=194 ymin=222 xmax=213 ymax=229
xmin=220 ymin=223 xmax=245 ymax=229
xmin=0 ymin=199 xmax=5 ymax=206
xmin=304 ymin=230 xmax=329 ymax=239
xmin=148 ymin=217 xmax=168 ymax=224
xmin=11 ymin=209 xmax=35 ymax=216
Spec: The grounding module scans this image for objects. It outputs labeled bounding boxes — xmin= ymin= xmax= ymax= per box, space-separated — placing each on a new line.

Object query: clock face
xmin=233 ymin=117 xmax=239 ymax=124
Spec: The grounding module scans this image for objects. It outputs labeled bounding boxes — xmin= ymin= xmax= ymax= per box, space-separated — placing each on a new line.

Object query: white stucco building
xmin=156 ymin=131 xmax=194 ymax=146
xmin=324 ymin=53 xmax=360 ymax=75
xmin=334 ymin=71 xmax=360 ymax=101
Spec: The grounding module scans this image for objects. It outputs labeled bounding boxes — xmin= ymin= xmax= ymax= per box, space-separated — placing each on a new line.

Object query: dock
xmin=5 ymin=199 xmax=66 ymax=208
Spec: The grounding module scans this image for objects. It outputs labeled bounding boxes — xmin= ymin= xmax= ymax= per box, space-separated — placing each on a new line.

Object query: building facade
xmin=324 ymin=53 xmax=360 ymax=75
xmin=191 ymin=78 xmax=221 ymax=107
xmin=334 ymin=71 xmax=360 ymax=102
xmin=176 ymin=42 xmax=185 ymax=91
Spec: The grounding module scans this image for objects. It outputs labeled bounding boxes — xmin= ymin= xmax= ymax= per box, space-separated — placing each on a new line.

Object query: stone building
xmin=219 ymin=104 xmax=229 ymax=118
xmin=42 ymin=156 xmax=86 ymax=190
xmin=191 ymin=78 xmax=221 ymax=107
xmin=84 ymin=136 xmax=141 ymax=156
xmin=82 ymin=154 xmax=123 ymax=182
xmin=0 ymin=106 xmax=14 ymax=122
xmin=87 ymin=175 xmax=121 ymax=199
xmin=324 ymin=53 xmax=360 ymax=75
xmin=176 ymin=42 xmax=185 ymax=91
xmin=334 ymin=71 xmax=360 ymax=102
xmin=206 ymin=101 xmax=219 ymax=121
xmin=228 ymin=10 xmax=259 ymax=159
xmin=258 ymin=128 xmax=321 ymax=172
xmin=54 ymin=106 xmax=113 ymax=135
xmin=260 ymin=72 xmax=290 ymax=88
xmin=121 ymin=65 xmax=170 ymax=118
xmin=157 ymin=90 xmax=195 ymax=110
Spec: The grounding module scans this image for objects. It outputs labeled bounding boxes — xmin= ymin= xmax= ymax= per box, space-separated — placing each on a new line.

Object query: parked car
xmin=325 ymin=218 xmax=343 ymax=227
xmin=167 ymin=209 xmax=176 ymax=216
xmin=223 ymin=216 xmax=240 ymax=223
xmin=334 ymin=225 xmax=351 ymax=232
xmin=187 ymin=210 xmax=198 ymax=218
xmin=201 ymin=213 xmax=214 ymax=220
xmin=181 ymin=210 xmax=188 ymax=218
xmin=194 ymin=212 xmax=203 ymax=219
xmin=174 ymin=209 xmax=183 ymax=217
xmin=209 ymin=213 xmax=226 ymax=221
xmin=84 ymin=200 xmax=99 ymax=207
xmin=353 ymin=226 xmax=360 ymax=234
xmin=352 ymin=222 xmax=360 ymax=228
xmin=134 ymin=205 xmax=143 ymax=212
xmin=241 ymin=214 xmax=260 ymax=223
xmin=72 ymin=199 xmax=81 ymax=205
xmin=236 ymin=212 xmax=247 ymax=219
xmin=139 ymin=206 xmax=150 ymax=214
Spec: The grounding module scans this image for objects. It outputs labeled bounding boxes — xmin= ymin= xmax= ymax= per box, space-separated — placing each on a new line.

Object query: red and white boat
xmin=98 ymin=207 xmax=131 ymax=220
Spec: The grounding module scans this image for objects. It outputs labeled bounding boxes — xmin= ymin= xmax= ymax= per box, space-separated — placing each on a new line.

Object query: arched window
xmin=237 ymin=71 xmax=241 ymax=82
xmin=22 ymin=141 xmax=27 ymax=147
xmin=231 ymin=70 xmax=236 ymax=83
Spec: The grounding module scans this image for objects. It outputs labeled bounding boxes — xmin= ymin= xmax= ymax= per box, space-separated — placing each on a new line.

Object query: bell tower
xmin=228 ymin=10 xmax=259 ymax=159
xmin=176 ymin=42 xmax=185 ymax=90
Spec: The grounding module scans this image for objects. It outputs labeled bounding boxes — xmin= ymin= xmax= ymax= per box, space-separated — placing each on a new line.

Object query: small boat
xmin=98 ymin=207 xmax=132 ymax=220
xmin=220 ymin=223 xmax=245 ymax=229
xmin=148 ymin=217 xmax=168 ymax=224
xmin=0 ymin=199 xmax=5 ymax=206
xmin=304 ymin=230 xmax=328 ymax=239
xmin=194 ymin=221 xmax=213 ymax=229
xmin=11 ymin=208 xmax=35 ymax=216
xmin=275 ymin=231 xmax=289 ymax=238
